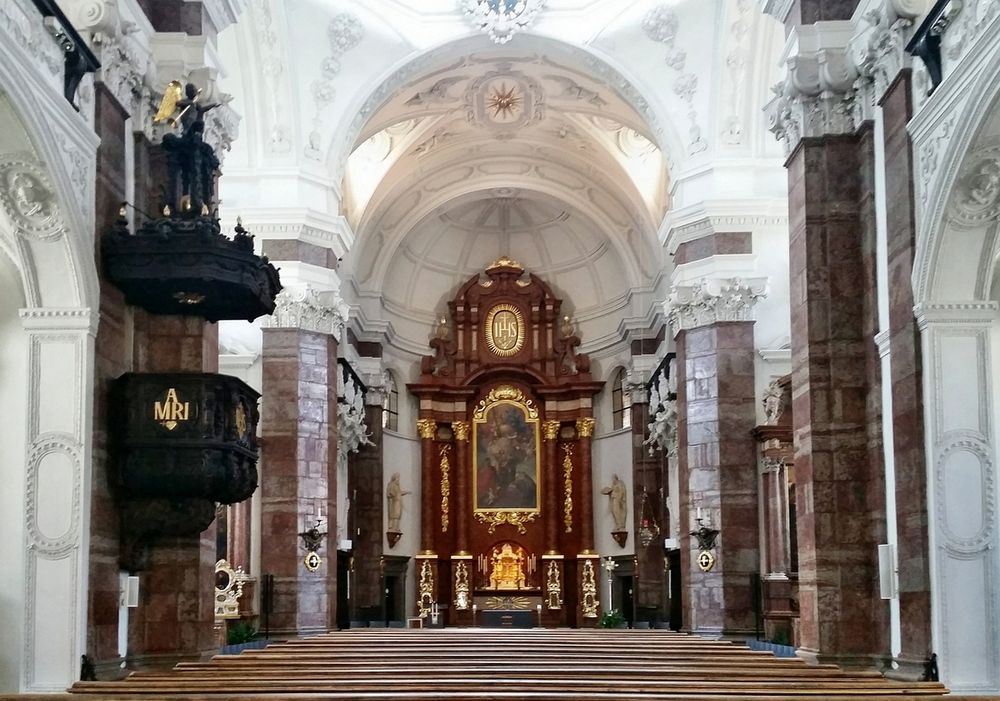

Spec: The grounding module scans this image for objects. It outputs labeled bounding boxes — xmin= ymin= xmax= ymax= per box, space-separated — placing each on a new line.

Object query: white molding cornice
xmin=758 ymin=347 xmax=792 ymax=363
xmin=193 ymin=0 xmax=246 ymax=34
xmin=19 ymin=307 xmax=98 ymax=336
xmin=915 ymin=301 xmax=1000 ymax=329
xmin=760 ymin=0 xmax=795 ymax=23
xmin=227 ymin=208 xmax=355 ymax=256
xmin=660 ymin=200 xmax=788 ymax=252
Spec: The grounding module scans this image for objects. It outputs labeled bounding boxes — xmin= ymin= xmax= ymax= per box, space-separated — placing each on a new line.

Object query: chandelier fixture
xmin=460 ymin=0 xmax=545 ymax=45
xmin=637 ymin=486 xmax=661 ymax=548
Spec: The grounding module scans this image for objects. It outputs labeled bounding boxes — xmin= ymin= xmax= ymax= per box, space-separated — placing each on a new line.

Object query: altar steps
xmin=33 ymin=629 xmax=965 ymax=699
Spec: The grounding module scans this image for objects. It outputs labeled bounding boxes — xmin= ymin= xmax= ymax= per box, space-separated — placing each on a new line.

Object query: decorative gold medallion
xmin=697 ymin=550 xmax=716 ymax=572
xmin=304 ymin=551 xmax=322 ymax=572
xmin=484 ymin=304 xmax=525 ymax=357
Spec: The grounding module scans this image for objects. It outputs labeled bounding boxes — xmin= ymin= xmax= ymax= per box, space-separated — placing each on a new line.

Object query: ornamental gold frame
xmin=484 ymin=303 xmax=525 ymax=357
xmin=473 ymin=386 xmax=541 ymax=518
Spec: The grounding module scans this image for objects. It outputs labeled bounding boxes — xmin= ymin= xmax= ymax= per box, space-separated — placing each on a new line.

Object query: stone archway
xmin=0 ymin=34 xmax=99 ymax=693
xmin=910 ymin=30 xmax=1000 ymax=694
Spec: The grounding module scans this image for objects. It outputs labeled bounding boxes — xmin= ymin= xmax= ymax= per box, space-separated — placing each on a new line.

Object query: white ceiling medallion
xmin=460 ymin=0 xmax=545 ymax=45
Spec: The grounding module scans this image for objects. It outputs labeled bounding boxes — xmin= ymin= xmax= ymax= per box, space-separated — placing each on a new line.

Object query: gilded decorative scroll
xmin=454 ymin=562 xmax=470 ymax=610
xmin=487 ymin=255 xmax=524 ymax=271
xmin=418 ymin=560 xmax=434 ymax=619
xmin=417 ymin=418 xmax=437 ymax=439
xmin=562 ymin=444 xmax=574 ymax=533
xmin=546 ymin=560 xmax=562 ymax=610
xmin=473 ymin=385 xmax=538 ymax=420
xmin=581 ymin=559 xmax=598 ymax=618
xmin=576 ymin=417 xmax=596 ymax=438
xmin=440 ymin=444 xmax=451 ymax=533
xmin=475 ymin=510 xmax=539 ymax=534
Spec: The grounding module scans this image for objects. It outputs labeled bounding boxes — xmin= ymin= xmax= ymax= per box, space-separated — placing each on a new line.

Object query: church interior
xmin=0 ymin=0 xmax=999 ymax=698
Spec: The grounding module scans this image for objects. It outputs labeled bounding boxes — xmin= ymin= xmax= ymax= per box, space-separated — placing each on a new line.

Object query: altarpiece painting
xmin=474 ymin=401 xmax=540 ymax=511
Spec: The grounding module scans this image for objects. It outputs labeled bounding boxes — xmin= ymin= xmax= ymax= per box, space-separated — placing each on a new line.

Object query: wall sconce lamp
xmin=690 ymin=511 xmax=720 ymax=573
xmin=299 ymin=508 xmax=328 ymax=572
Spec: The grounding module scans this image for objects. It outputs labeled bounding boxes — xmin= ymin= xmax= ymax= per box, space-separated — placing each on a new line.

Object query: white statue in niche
xmin=601 ymin=474 xmax=628 ymax=532
xmin=386 ymin=472 xmax=410 ymax=533
xmin=763 ymin=380 xmax=784 ymax=425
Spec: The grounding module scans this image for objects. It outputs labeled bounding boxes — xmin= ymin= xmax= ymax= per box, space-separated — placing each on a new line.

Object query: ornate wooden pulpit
xmin=408 ymin=257 xmax=603 ymax=627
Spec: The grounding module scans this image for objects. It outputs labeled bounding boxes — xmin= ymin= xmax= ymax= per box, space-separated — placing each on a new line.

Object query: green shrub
xmin=770 ymin=628 xmax=791 ymax=646
xmin=227 ymin=622 xmax=258 ymax=645
xmin=599 ymin=609 xmax=627 ymax=628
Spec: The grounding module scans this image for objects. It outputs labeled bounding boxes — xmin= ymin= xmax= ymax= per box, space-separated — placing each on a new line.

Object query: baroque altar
xmin=408 ymin=257 xmax=603 ymax=627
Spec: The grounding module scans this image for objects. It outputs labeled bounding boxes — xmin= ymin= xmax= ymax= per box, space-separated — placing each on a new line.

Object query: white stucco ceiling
xmin=216 ymin=0 xmax=788 ymax=357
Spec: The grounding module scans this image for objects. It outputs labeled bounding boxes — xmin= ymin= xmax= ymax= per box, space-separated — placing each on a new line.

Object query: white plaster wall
xmin=592 ymin=428 xmax=633 ymax=559
xmin=0 ymin=255 xmax=26 ymax=693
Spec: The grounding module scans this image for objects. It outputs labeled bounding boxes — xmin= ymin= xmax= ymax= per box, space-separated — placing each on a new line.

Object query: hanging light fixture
xmin=637 ymin=485 xmax=660 ymax=547
xmin=460 ymin=0 xmax=545 ymax=45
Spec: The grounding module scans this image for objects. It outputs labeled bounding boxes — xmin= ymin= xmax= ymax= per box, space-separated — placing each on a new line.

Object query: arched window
xmin=612 ymin=367 xmax=632 ymax=430
xmin=382 ymin=372 xmax=399 ymax=432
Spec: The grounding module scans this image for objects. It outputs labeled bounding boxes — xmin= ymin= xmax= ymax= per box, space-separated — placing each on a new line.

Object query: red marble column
xmin=631 ymin=400 xmax=666 ymax=620
xmin=259 ymin=327 xmax=338 ymax=637
xmin=881 ymin=71 xmax=931 ymax=674
xmin=349 ymin=402 xmax=384 ymax=622
xmin=575 ymin=418 xmax=596 ymax=553
xmin=676 ymin=322 xmax=759 ymax=636
xmin=126 ymin=313 xmax=219 ymax=665
xmin=90 ymin=83 xmax=132 ymax=672
xmin=417 ymin=419 xmax=437 ymax=554
xmin=787 ymin=132 xmax=887 ymax=665
xmin=542 ymin=420 xmax=561 ymax=554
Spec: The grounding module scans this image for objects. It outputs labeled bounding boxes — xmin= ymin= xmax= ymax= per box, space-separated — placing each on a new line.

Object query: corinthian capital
xmin=766 ymin=21 xmax=860 ymax=154
xmin=665 ymin=277 xmax=768 ymax=337
xmin=260 ymin=284 xmax=349 ymax=338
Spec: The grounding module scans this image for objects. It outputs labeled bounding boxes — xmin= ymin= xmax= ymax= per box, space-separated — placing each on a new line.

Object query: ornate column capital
xmin=543 ymin=420 xmax=561 ymax=441
xmin=575 ymin=417 xmax=596 ymax=439
xmin=451 ymin=421 xmax=470 ymax=442
xmin=417 ymin=418 xmax=437 ymax=440
xmin=665 ymin=277 xmax=768 ymax=337
xmin=766 ymin=21 xmax=860 ymax=155
xmin=260 ymin=284 xmax=349 ymax=338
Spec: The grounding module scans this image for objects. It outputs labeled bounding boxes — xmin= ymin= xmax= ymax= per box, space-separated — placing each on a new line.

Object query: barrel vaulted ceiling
xmin=217 ymin=0 xmax=786 ymax=358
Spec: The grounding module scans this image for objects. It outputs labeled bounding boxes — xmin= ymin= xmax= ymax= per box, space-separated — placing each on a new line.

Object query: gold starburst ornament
xmin=487 ymin=83 xmax=522 ymax=120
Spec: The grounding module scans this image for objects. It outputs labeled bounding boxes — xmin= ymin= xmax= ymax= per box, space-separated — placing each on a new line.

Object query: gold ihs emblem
xmin=492 ymin=311 xmax=518 ymax=350
xmin=484 ymin=304 xmax=525 ymax=357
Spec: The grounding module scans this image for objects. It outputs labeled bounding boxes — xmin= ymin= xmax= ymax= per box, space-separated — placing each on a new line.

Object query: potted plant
xmin=598 ymin=609 xmax=627 ymax=629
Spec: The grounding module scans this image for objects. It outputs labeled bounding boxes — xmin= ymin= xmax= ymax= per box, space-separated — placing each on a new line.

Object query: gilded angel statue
xmin=154 ymin=81 xmax=220 ymax=137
